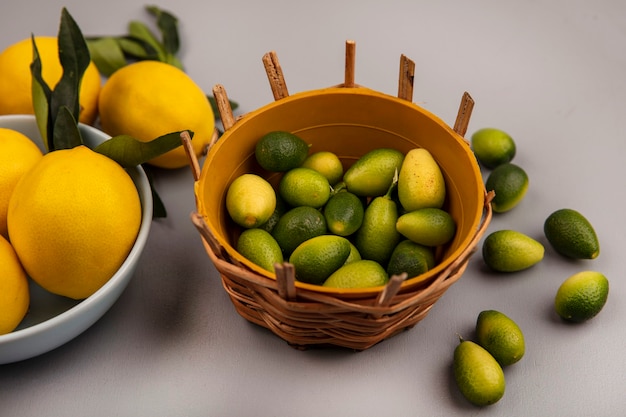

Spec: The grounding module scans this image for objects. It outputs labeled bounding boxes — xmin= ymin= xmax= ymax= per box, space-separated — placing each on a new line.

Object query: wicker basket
xmin=188 ymin=41 xmax=493 ymax=350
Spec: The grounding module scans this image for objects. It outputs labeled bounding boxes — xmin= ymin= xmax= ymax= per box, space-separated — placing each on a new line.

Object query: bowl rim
xmin=196 ymin=86 xmax=486 ymax=297
xmin=0 ymin=114 xmax=153 ymax=362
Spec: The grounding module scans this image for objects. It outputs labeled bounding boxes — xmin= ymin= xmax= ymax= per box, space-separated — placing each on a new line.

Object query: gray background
xmin=1 ymin=0 xmax=625 ymax=415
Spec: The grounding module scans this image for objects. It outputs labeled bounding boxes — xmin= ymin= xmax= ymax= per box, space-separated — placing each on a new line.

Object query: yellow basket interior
xmin=195 ymin=86 xmax=484 ymax=298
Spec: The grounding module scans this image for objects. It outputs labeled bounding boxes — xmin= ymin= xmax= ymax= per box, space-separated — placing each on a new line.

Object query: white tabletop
xmin=1 ymin=1 xmax=625 ymax=416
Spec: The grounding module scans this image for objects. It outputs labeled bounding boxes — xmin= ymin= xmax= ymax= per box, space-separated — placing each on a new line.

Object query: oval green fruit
xmin=544 ymin=208 xmax=599 ymax=259
xmin=386 ymin=240 xmax=435 ymax=278
xmin=397 ymin=148 xmax=446 ymax=211
xmin=236 ymin=228 xmax=283 ymax=273
xmin=482 ymin=230 xmax=544 ymax=272
xmin=555 ymin=271 xmax=609 ymax=322
xmin=354 ymin=194 xmax=401 ymax=266
xmin=344 ymin=242 xmax=362 ymax=265
xmin=343 ymin=148 xmax=404 ymax=197
xmin=278 ymin=167 xmax=331 ymax=208
xmin=484 ymin=163 xmax=529 ymax=213
xmin=471 ymin=128 xmax=516 ymax=169
xmin=255 ymin=131 xmax=309 ymax=172
xmin=322 ymin=259 xmax=389 ymax=289
xmin=301 ymin=151 xmax=344 ymax=185
xmin=289 ymin=235 xmax=351 ymax=285
xmin=454 ymin=339 xmax=506 ymax=407
xmin=323 ymin=190 xmax=364 ymax=236
xmin=271 ymin=206 xmax=327 ymax=255
xmin=396 ymin=208 xmax=456 ymax=247
xmin=476 ymin=310 xmax=525 ymax=367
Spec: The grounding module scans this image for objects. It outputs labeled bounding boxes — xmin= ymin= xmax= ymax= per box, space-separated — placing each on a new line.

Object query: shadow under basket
xmin=188 ymin=42 xmax=493 ymax=350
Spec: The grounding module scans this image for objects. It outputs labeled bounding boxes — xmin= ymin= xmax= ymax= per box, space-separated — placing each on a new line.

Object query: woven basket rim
xmin=191 ymin=190 xmax=492 ymax=305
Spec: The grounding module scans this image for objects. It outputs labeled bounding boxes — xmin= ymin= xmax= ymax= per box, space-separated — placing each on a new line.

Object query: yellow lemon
xmin=0 ymin=36 xmax=101 ymax=125
xmin=98 ymin=61 xmax=215 ymax=169
xmin=226 ymin=174 xmax=276 ymax=229
xmin=0 ymin=235 xmax=30 ymax=335
xmin=7 ymin=145 xmax=141 ymax=299
xmin=0 ymin=128 xmax=43 ymax=239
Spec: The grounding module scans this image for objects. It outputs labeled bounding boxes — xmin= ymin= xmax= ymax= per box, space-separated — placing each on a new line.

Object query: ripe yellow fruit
xmin=0 ymin=234 xmax=30 ymax=335
xmin=397 ymin=148 xmax=446 ymax=211
xmin=98 ymin=61 xmax=215 ymax=169
xmin=7 ymin=145 xmax=142 ymax=300
xmin=301 ymin=151 xmax=344 ymax=185
xmin=0 ymin=128 xmax=43 ymax=239
xmin=226 ymin=174 xmax=276 ymax=228
xmin=0 ymin=36 xmax=101 ymax=125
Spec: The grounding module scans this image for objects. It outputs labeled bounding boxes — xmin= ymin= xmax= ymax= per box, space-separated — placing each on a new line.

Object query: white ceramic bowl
xmin=0 ymin=115 xmax=152 ymax=364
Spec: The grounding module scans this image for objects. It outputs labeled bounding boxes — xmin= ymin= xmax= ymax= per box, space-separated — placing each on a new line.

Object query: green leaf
xmin=128 ymin=21 xmax=166 ymax=62
xmin=86 ymin=36 xmax=127 ymax=77
xmin=151 ymin=184 xmax=168 ymax=218
xmin=117 ymin=36 xmax=159 ymax=60
xmin=93 ymin=130 xmax=192 ymax=168
xmin=146 ymin=5 xmax=180 ymax=56
xmin=52 ymin=106 xmax=83 ymax=150
xmin=143 ymin=167 xmax=167 ymax=218
xmin=51 ymin=8 xmax=90 ymax=128
xmin=30 ymin=35 xmax=53 ymax=151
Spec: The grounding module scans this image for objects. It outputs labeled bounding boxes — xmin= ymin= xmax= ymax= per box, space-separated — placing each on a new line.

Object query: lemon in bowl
xmin=0 ymin=115 xmax=152 ymax=364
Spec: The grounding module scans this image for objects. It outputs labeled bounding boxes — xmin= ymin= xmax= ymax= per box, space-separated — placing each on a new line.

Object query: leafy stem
xmin=31 ymin=7 xmax=187 ymax=218
xmin=85 ymin=5 xmax=238 ymax=115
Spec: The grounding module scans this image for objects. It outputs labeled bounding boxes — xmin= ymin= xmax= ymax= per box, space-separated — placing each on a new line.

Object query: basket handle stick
xmin=190 ymin=211 xmax=230 ymax=262
xmin=181 ymin=130 xmax=201 ymax=181
xmin=275 ymin=262 xmax=297 ymax=301
xmin=373 ymin=273 xmax=407 ymax=317
xmin=344 ymin=40 xmax=356 ymax=88
xmin=212 ymin=84 xmax=236 ymax=131
xmin=262 ymin=51 xmax=289 ymax=100
xmin=453 ymin=91 xmax=474 ymax=138
xmin=397 ymin=54 xmax=415 ymax=102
